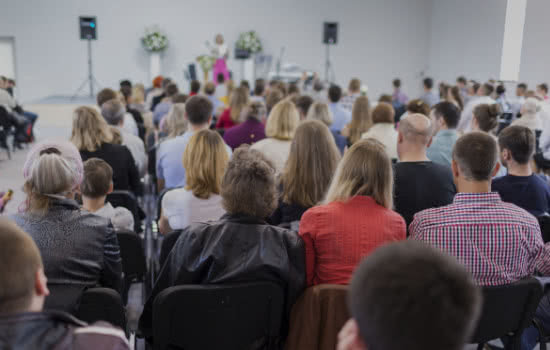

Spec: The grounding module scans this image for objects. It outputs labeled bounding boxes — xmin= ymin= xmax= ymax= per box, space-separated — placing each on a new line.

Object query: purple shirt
xmin=223 ymin=119 xmax=266 ymax=150
xmin=392 ymin=89 xmax=409 ymax=106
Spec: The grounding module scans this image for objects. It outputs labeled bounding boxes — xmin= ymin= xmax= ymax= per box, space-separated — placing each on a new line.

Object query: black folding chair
xmin=538 ymin=215 xmax=550 ymax=243
xmin=117 ymin=230 xmax=148 ymax=302
xmin=469 ymin=278 xmax=544 ymax=350
xmin=496 ymin=112 xmax=513 ymax=135
xmin=152 ymin=282 xmax=285 ymax=350
xmin=158 ymin=230 xmax=183 ymax=269
xmin=44 ymin=284 xmax=88 ymax=314
xmin=533 ymin=278 xmax=550 ymax=350
xmin=107 ymin=190 xmax=144 ymax=233
xmin=76 ymin=287 xmax=127 ymax=333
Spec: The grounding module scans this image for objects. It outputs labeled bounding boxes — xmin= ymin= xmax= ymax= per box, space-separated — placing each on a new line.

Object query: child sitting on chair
xmin=81 ymin=158 xmax=134 ymax=232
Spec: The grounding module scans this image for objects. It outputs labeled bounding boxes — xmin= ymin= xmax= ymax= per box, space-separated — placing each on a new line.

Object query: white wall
xmin=428 ymin=0 xmax=507 ymax=85
xmin=0 ymin=0 xmax=432 ymax=103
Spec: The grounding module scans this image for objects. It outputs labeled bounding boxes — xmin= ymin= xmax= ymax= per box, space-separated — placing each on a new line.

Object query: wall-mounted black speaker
xmin=323 ymin=22 xmax=338 ymax=44
xmin=79 ymin=16 xmax=97 ymax=40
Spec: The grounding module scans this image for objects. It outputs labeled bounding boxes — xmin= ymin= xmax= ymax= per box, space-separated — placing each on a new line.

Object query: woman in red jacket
xmin=299 ymin=138 xmax=406 ymax=286
xmin=215 ymin=86 xmax=249 ymax=130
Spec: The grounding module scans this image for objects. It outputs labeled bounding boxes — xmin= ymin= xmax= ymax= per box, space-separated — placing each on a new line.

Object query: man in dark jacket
xmin=0 ymin=218 xmax=129 ymax=350
xmin=139 ymin=146 xmax=306 ymax=342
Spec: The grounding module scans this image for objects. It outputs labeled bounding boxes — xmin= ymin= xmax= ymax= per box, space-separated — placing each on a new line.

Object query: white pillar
xmin=500 ymin=0 xmax=528 ymax=82
xmin=150 ymin=52 xmax=161 ymax=80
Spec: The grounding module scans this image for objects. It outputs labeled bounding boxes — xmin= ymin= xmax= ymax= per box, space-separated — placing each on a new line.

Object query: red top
xmin=299 ymin=196 xmax=406 ymax=286
xmin=216 ymin=108 xmax=238 ymax=129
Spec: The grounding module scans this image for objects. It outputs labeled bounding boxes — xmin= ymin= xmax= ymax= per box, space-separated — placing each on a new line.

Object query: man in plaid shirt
xmin=410 ymin=132 xmax=550 ymax=350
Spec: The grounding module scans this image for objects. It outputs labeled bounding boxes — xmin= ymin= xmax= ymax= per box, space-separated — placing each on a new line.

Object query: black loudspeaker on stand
xmin=72 ymin=16 xmax=100 ymax=100
xmin=323 ymin=22 xmax=338 ymax=83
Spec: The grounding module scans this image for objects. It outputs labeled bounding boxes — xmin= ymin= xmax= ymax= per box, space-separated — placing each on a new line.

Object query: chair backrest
xmin=44 ymin=284 xmax=88 ymax=314
xmin=107 ymin=190 xmax=142 ymax=232
xmin=158 ymin=230 xmax=183 ymax=268
xmin=285 ymin=284 xmax=349 ymax=350
xmin=152 ymin=282 xmax=285 ymax=350
xmin=76 ymin=287 xmax=127 ymax=332
xmin=116 ymin=230 xmax=147 ymax=281
xmin=470 ymin=278 xmax=544 ymax=347
xmin=538 ymin=215 xmax=550 ymax=243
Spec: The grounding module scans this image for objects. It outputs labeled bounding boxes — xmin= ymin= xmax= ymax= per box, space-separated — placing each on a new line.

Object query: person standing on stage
xmin=212 ymin=34 xmax=230 ymax=84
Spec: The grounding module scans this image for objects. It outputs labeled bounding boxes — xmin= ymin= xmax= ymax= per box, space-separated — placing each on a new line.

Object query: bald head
xmin=399 ymin=113 xmax=433 ymax=146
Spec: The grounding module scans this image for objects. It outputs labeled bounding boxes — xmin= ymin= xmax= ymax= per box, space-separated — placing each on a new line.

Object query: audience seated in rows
xmin=426 ymin=101 xmax=461 ymax=167
xmin=410 ymin=132 xmax=550 ymax=349
xmin=340 ymin=78 xmax=361 ymax=112
xmin=81 ymin=158 xmax=134 ymax=232
xmin=458 ymin=83 xmax=495 ymax=133
xmin=139 ymin=146 xmax=306 ymax=341
xmin=494 ymin=126 xmax=550 ymax=217
xmin=341 ymin=95 xmax=371 ymax=146
xmin=269 ymin=120 xmax=340 ymax=228
xmin=299 ymin=139 xmax=406 ymax=286
xmin=338 ymin=240 xmax=481 ymax=350
xmin=11 ymin=141 xmax=123 ymax=306
xmin=97 ymin=88 xmax=139 ymax=137
xmin=361 ymin=102 xmax=398 ymax=160
xmin=306 ymin=102 xmax=347 ymax=154
xmin=250 ymin=100 xmax=299 ymax=173
xmin=0 ymin=219 xmax=129 ymax=350
xmin=71 ymin=106 xmax=142 ymax=196
xmin=153 ymin=83 xmax=179 ymax=126
xmin=223 ymin=101 xmax=267 ymax=149
xmin=156 ymin=95 xmax=231 ymax=190
xmin=159 ymin=130 xmax=228 ymax=234
xmin=327 ymin=85 xmax=351 ymax=133
xmin=394 ymin=114 xmax=455 ymax=229
xmin=420 ymin=77 xmax=440 ymax=108
xmin=216 ymin=86 xmax=249 ymax=130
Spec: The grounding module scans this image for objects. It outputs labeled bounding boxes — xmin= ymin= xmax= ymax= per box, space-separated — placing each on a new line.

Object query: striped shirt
xmin=410 ymin=192 xmax=550 ymax=286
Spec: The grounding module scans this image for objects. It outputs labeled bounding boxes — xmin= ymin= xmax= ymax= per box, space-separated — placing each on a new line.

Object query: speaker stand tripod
xmin=72 ymin=38 xmax=100 ymax=100
xmin=324 ymin=43 xmax=335 ymax=83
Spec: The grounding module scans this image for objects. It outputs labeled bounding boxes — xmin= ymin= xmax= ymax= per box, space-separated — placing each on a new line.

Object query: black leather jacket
xmin=0 ymin=311 xmax=129 ymax=350
xmin=139 ymin=213 xmax=306 ymax=338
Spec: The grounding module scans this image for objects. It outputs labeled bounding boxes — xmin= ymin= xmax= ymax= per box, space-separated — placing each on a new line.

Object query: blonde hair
xmin=348 ymin=96 xmax=372 ymax=144
xmin=306 ymin=102 xmax=333 ymax=127
xmin=131 ymin=84 xmax=145 ymax=104
xmin=229 ymin=86 xmax=249 ymax=123
xmin=266 ymin=100 xmax=300 ymax=140
xmin=183 ymin=130 xmax=229 ymax=199
xmin=71 ymin=106 xmax=113 ymax=152
xmin=281 ymin=120 xmax=341 ymax=207
xmin=324 ymin=138 xmax=393 ymax=209
xmin=165 ymin=103 xmax=188 ymax=138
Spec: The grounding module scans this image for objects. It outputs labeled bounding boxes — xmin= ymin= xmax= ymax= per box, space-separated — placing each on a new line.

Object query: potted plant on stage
xmin=141 ymin=26 xmax=169 ymax=80
xmin=196 ymin=55 xmax=216 ymax=82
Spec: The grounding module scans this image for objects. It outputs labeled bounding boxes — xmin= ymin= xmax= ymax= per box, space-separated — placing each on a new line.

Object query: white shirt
xmin=250 ymin=138 xmax=292 ymax=174
xmin=117 ymin=127 xmax=147 ymax=176
xmin=0 ymin=89 xmax=16 ymax=112
xmin=94 ymin=202 xmax=134 ymax=232
xmin=539 ymin=103 xmax=550 ymax=159
xmin=511 ymin=112 xmax=543 ymax=132
xmin=162 ymin=188 xmax=225 ymax=230
xmin=214 ymin=43 xmax=228 ymax=59
xmin=361 ymin=123 xmax=399 ymax=160
xmin=122 ymin=112 xmax=139 ymax=136
xmin=458 ymin=96 xmax=495 ymax=133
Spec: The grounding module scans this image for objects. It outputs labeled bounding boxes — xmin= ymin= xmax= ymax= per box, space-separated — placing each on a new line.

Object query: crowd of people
xmin=1 ymin=71 xmax=550 ymax=350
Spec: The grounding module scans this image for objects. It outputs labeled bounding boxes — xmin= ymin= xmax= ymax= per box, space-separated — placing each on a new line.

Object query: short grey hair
xmin=101 ymin=99 xmax=125 ymax=126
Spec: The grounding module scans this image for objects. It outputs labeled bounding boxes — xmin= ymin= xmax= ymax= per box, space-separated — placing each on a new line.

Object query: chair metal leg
xmin=477 ymin=343 xmax=484 ymax=350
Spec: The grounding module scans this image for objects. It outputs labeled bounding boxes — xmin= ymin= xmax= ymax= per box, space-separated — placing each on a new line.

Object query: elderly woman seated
xmin=139 ymin=146 xmax=306 ymax=340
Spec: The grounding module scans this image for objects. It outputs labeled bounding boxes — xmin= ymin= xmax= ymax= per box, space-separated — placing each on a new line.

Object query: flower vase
xmin=203 ymin=70 xmax=209 ymax=83
xmin=150 ymin=52 xmax=161 ymax=80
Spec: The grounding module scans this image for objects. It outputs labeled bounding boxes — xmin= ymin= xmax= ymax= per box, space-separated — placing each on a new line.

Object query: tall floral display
xmin=235 ymin=31 xmax=263 ymax=83
xmin=235 ymin=31 xmax=263 ymax=55
xmin=141 ymin=26 xmax=169 ymax=80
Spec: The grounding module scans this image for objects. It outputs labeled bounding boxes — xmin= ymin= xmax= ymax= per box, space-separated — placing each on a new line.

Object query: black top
xmin=150 ymin=93 xmax=165 ymax=112
xmin=394 ymin=161 xmax=456 ymax=230
xmin=492 ymin=174 xmax=550 ymax=217
xmin=269 ymin=200 xmax=309 ymax=228
xmin=80 ymin=143 xmax=142 ymax=196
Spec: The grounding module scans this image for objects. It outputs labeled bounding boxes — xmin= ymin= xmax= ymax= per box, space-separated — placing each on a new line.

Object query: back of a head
xmin=101 ymin=99 xmax=125 ymax=126
xmin=349 ymin=96 xmax=372 ymax=144
xmin=230 ymin=86 xmax=250 ymax=122
xmin=254 ymin=79 xmax=265 ymax=96
xmin=306 ymin=101 xmax=333 ymax=127
xmin=221 ymin=146 xmax=277 ymax=218
xmin=71 ymin=106 xmax=113 ymax=152
xmin=473 ymin=103 xmax=501 ymax=132
xmin=0 ymin=218 xmax=43 ymax=314
xmin=407 ymin=99 xmax=430 ymax=116
xmin=97 ymin=88 xmax=117 ymax=107
xmin=190 ymin=80 xmax=201 ymax=94
xmin=243 ymin=101 xmax=267 ymax=122
xmin=457 ymin=76 xmax=467 ymax=85
xmin=433 ymin=101 xmax=461 ymax=129
xmin=398 ymin=113 xmax=433 ymax=147
xmin=266 ymin=100 xmax=300 ymax=140
xmin=161 ymin=78 xmax=173 ymax=89
xmin=453 ymin=132 xmax=498 ymax=181
xmin=496 ymin=85 xmax=506 ymax=96
xmin=183 ymin=129 xmax=229 ymax=199
xmin=392 ymin=78 xmax=401 ymax=89
xmin=423 ymin=78 xmax=434 ymax=90
xmin=81 ymin=158 xmax=113 ymax=199
xmin=240 ymin=80 xmax=250 ymax=91
xmin=204 ymin=82 xmax=216 ymax=96
xmin=325 ymin=138 xmax=393 ymax=208
xmin=185 ymin=95 xmax=213 ymax=126
xmin=518 ymin=83 xmax=528 ymax=91
xmin=152 ymin=76 xmax=164 ymax=88
xmin=295 ymin=95 xmax=314 ymax=116
xmin=538 ymin=83 xmax=548 ymax=94
xmin=165 ymin=103 xmax=188 ymax=138
xmin=522 ymin=97 xmax=540 ymax=115
xmin=217 ymin=73 xmax=225 ymax=84
xmin=481 ymin=83 xmax=494 ymax=96
xmin=282 ymin=120 xmax=341 ymax=208
xmin=172 ymin=93 xmax=188 ymax=104
xmin=266 ymin=89 xmax=284 ymax=111
xmin=372 ymin=102 xmax=395 ymax=124
xmin=119 ymin=80 xmax=132 ymax=90
xmin=348 ymin=78 xmax=361 ymax=93
xmin=120 ymin=85 xmax=132 ymax=102
xmin=165 ymin=83 xmax=179 ymax=97
xmin=287 ymin=83 xmax=300 ymax=96
xmin=498 ymin=126 xmax=535 ymax=165
xmin=328 ymin=84 xmax=342 ymax=103
xmin=350 ymin=240 xmax=481 ymax=350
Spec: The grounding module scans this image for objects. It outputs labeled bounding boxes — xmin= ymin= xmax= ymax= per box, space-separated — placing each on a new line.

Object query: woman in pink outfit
xmin=212 ymin=34 xmax=230 ymax=84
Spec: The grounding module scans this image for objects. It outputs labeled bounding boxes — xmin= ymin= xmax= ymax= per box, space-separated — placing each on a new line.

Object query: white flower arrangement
xmin=236 ymin=31 xmax=263 ymax=54
xmin=197 ymin=55 xmax=216 ymax=72
xmin=141 ymin=26 xmax=169 ymax=53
